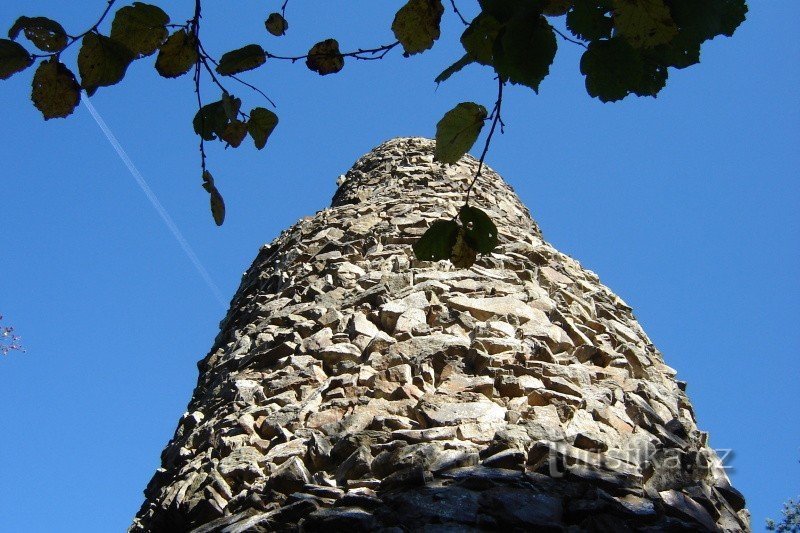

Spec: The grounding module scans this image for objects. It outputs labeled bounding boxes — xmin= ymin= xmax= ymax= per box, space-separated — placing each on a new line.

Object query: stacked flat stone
xmin=130 ymin=138 xmax=749 ymax=532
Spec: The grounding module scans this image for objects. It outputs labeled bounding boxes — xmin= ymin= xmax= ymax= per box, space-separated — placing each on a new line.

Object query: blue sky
xmin=1 ymin=1 xmax=797 ymax=531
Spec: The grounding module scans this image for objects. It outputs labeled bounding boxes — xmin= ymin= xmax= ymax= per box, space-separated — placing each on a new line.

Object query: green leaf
xmin=632 ymin=58 xmax=668 ymax=97
xmin=613 ymin=0 xmax=678 ymax=49
xmin=247 ymin=107 xmax=279 ymax=150
xmin=459 ymin=205 xmax=498 ymax=253
xmin=8 ymin=16 xmax=68 ymax=52
xmin=31 ymin=59 xmax=81 ymax=120
xmin=216 ymin=44 xmax=266 ymax=76
xmin=202 ymin=170 xmax=225 ymax=226
xmin=450 ymin=228 xmax=478 ymax=268
xmin=306 ymin=39 xmax=344 ymax=75
xmin=77 ymin=33 xmax=134 ymax=96
xmin=412 ymin=219 xmax=459 ymax=261
xmin=0 ymin=38 xmax=33 ymax=80
xmin=193 ymin=100 xmax=228 ymax=141
xmin=155 ymin=29 xmax=197 ymax=78
xmin=580 ymin=37 xmax=643 ymax=102
xmin=666 ymin=0 xmax=748 ymax=44
xmin=434 ymin=102 xmax=487 ymax=164
xmin=434 ymin=54 xmax=473 ymax=84
xmin=110 ymin=2 xmax=169 ymax=57
xmin=220 ymin=120 xmax=248 ymax=148
xmin=493 ymin=14 xmax=557 ymax=92
xmin=566 ymin=0 xmax=613 ymax=41
xmin=461 ymin=13 xmax=502 ymax=65
xmin=542 ymin=0 xmax=573 ymax=17
xmin=265 ymin=13 xmax=288 ymax=36
xmin=391 ymin=0 xmax=445 ymax=56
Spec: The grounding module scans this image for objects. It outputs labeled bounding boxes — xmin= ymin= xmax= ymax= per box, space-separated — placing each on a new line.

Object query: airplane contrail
xmin=81 ymin=96 xmax=227 ymax=308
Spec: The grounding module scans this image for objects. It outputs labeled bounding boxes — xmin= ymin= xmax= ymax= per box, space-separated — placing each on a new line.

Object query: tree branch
xmin=464 ymin=77 xmax=504 ymax=206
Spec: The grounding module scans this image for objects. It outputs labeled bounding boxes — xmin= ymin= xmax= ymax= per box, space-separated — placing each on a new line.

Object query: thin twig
xmin=553 ymin=26 xmax=587 ymax=49
xmin=464 ymin=77 xmax=504 ymax=206
xmin=192 ymin=0 xmax=207 ymax=174
xmin=198 ymin=41 xmax=276 ymax=107
xmin=449 ymin=0 xmax=470 ymax=26
xmin=280 ymin=0 xmax=289 ymax=19
xmin=266 ymin=41 xmax=400 ymax=62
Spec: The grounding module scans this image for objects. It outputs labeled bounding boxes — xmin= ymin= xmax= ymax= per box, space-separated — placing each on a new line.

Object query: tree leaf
xmin=155 ymin=29 xmax=197 ymax=78
xmin=542 ymin=0 xmax=573 ymax=16
xmin=8 ymin=16 xmax=68 ymax=52
xmin=31 ymin=59 xmax=81 ymax=120
xmin=247 ymin=107 xmax=279 ymax=150
xmin=110 ymin=2 xmax=169 ymax=57
xmin=434 ymin=102 xmax=487 ymax=164
xmin=216 ymin=44 xmax=266 ymax=76
xmin=392 ymin=0 xmax=445 ymax=56
xmin=0 ymin=38 xmax=33 ymax=80
xmin=493 ymin=14 xmax=557 ymax=92
xmin=220 ymin=120 xmax=248 ymax=148
xmin=580 ymin=37 xmax=643 ymax=102
xmin=666 ymin=0 xmax=748 ymax=44
xmin=193 ymin=100 xmax=229 ymax=141
xmin=566 ymin=0 xmax=613 ymax=41
xmin=222 ymin=92 xmax=241 ymax=121
xmin=265 ymin=13 xmax=288 ymax=36
xmin=306 ymin=39 xmax=344 ymax=75
xmin=202 ymin=170 xmax=225 ymax=226
xmin=459 ymin=205 xmax=498 ymax=253
xmin=450 ymin=228 xmax=478 ymax=268
xmin=613 ymin=0 xmax=678 ymax=49
xmin=412 ymin=219 xmax=459 ymax=261
xmin=461 ymin=13 xmax=502 ymax=65
xmin=435 ymin=54 xmax=473 ymax=84
xmin=77 ymin=33 xmax=134 ymax=96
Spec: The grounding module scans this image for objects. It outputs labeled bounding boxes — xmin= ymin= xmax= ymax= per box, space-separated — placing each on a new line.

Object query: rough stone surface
xmin=130 ymin=138 xmax=749 ymax=532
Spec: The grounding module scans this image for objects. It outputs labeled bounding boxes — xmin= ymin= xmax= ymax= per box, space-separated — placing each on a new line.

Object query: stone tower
xmin=130 ymin=138 xmax=748 ymax=532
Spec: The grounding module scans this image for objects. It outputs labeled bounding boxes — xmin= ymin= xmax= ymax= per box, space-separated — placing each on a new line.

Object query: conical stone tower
xmin=130 ymin=138 xmax=748 ymax=532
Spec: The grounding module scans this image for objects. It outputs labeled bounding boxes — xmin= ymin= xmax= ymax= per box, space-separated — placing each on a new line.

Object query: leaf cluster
xmin=0 ymin=0 xmax=747 ymax=246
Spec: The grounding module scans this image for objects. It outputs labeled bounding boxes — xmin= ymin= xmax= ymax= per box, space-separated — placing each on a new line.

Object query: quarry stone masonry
xmin=130 ymin=138 xmax=749 ymax=531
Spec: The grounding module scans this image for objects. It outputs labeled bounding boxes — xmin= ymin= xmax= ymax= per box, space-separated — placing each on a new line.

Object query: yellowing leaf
xmin=31 ymin=59 xmax=80 ymax=120
xmin=247 ymin=107 xmax=278 ymax=150
xmin=306 ymin=39 xmax=344 ymax=75
xmin=110 ymin=2 xmax=169 ymax=57
xmin=155 ymin=30 xmax=197 ymax=78
xmin=77 ymin=33 xmax=134 ymax=96
xmin=265 ymin=13 xmax=288 ymax=36
xmin=613 ymin=0 xmax=678 ymax=48
xmin=216 ymin=44 xmax=266 ymax=76
xmin=434 ymin=102 xmax=487 ymax=164
xmin=220 ymin=120 xmax=248 ymax=148
xmin=0 ymin=38 xmax=33 ymax=80
xmin=8 ymin=16 xmax=68 ymax=52
xmin=450 ymin=228 xmax=477 ymax=269
xmin=392 ymin=0 xmax=444 ymax=56
xmin=202 ymin=170 xmax=225 ymax=226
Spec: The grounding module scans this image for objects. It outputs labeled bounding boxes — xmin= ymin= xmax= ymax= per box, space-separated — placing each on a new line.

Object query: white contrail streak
xmin=81 ymin=96 xmax=228 ymax=308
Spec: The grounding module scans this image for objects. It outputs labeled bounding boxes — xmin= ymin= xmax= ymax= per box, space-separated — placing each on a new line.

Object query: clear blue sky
xmin=1 ymin=2 xmax=797 ymax=531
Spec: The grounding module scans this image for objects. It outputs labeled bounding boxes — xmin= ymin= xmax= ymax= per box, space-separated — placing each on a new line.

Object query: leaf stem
xmin=464 ymin=76 xmax=504 ymax=207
